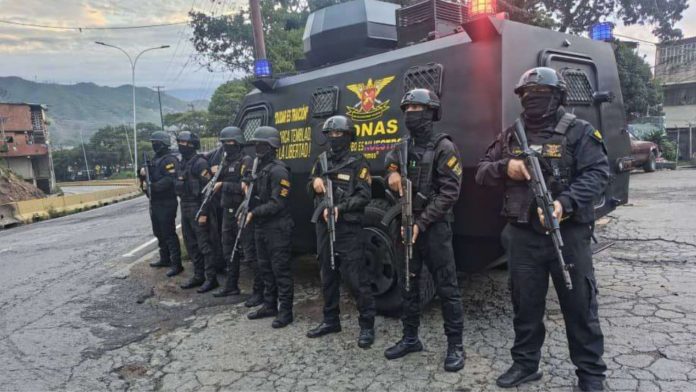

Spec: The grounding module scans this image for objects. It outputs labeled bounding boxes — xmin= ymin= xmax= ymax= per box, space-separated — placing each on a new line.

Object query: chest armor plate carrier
xmin=221 ymin=158 xmax=245 ymax=208
xmin=177 ymin=155 xmax=204 ymax=202
xmin=407 ymin=134 xmax=454 ymax=218
xmin=502 ymin=113 xmax=576 ymax=224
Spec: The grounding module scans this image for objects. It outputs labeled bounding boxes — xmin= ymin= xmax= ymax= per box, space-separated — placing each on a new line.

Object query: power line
xmin=0 ymin=19 xmax=188 ymax=31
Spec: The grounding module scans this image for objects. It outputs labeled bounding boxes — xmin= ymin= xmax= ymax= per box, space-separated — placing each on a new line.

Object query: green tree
xmin=164 ymin=111 xmax=211 ymax=136
xmin=208 ymin=79 xmax=252 ymax=133
xmin=613 ymin=41 xmax=663 ymax=120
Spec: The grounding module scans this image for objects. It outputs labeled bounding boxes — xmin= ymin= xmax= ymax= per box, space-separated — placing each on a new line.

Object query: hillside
xmin=0 ymin=76 xmax=209 ymax=146
xmin=0 ymin=166 xmax=45 ymax=204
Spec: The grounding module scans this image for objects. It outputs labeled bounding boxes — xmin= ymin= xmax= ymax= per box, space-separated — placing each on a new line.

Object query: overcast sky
xmin=0 ymin=0 xmax=694 ymax=100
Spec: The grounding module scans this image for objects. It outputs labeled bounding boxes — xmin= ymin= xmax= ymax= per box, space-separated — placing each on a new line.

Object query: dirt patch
xmin=0 ymin=166 xmax=45 ymax=203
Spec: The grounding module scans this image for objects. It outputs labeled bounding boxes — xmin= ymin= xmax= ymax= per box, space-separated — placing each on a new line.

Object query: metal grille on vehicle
xmin=242 ymin=115 xmax=264 ymax=141
xmin=562 ymin=69 xmax=594 ymax=105
xmin=311 ymin=86 xmax=340 ymax=118
xmin=403 ymin=63 xmax=444 ymax=96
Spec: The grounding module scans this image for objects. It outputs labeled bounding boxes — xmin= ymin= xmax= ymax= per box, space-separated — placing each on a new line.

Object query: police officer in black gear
xmin=210 ymin=127 xmax=257 ymax=298
xmin=141 ymin=131 xmax=183 ymax=277
xmin=476 ymin=67 xmax=609 ymax=391
xmin=306 ymin=115 xmax=376 ymax=348
xmin=203 ymin=146 xmax=226 ymax=275
xmin=383 ymin=89 xmax=466 ymax=372
xmin=174 ymin=131 xmax=219 ymax=293
xmin=244 ymin=126 xmax=295 ymax=328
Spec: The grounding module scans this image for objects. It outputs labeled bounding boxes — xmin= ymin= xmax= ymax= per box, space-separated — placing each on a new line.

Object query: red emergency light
xmin=469 ymin=0 xmax=496 ymax=16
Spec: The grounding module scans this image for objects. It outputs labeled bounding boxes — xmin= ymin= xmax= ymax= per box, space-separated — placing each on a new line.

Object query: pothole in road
xmin=113 ymin=362 xmax=149 ymax=380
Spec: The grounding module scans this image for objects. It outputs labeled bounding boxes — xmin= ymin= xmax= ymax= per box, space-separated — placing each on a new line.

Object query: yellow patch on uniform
xmin=280 ymin=179 xmax=291 ymax=187
xmin=387 ymin=163 xmax=399 ymax=172
xmin=512 ymin=147 xmax=523 ymax=156
xmin=280 ymin=188 xmax=289 ymax=197
xmin=201 ymin=169 xmax=211 ymax=178
xmin=543 ymin=144 xmax=562 ymax=158
xmin=447 ymin=156 xmax=458 ymax=168
xmin=453 ymin=163 xmax=463 ymax=177
xmin=165 ymin=163 xmax=175 ymax=170
xmin=593 ymin=130 xmax=603 ymax=140
xmin=337 ymin=173 xmax=351 ymax=181
xmin=359 ymin=167 xmax=369 ymax=180
xmin=240 ymin=164 xmax=246 ymax=174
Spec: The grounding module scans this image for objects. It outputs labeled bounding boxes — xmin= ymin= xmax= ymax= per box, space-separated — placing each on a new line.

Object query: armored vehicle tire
xmin=643 ymin=152 xmax=657 ymax=172
xmin=350 ymin=198 xmax=435 ymax=317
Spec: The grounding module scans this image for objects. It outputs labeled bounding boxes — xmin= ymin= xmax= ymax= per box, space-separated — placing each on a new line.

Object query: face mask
xmin=255 ymin=143 xmax=274 ymax=159
xmin=178 ymin=144 xmax=196 ymax=159
xmin=404 ymin=110 xmax=433 ymax=137
xmin=329 ymin=134 xmax=351 ymax=153
xmin=223 ymin=143 xmax=241 ymax=157
xmin=152 ymin=141 xmax=168 ymax=154
xmin=522 ymin=92 xmax=560 ymax=120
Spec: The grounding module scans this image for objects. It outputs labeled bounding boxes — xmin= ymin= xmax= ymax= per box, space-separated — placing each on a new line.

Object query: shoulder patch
xmin=359 ymin=167 xmax=369 ymax=180
xmin=592 ymin=129 xmax=603 ymax=142
xmin=165 ymin=163 xmax=175 ymax=171
xmin=280 ymin=178 xmax=291 ymax=187
xmin=280 ymin=188 xmax=289 ymax=197
xmin=446 ymin=156 xmax=458 ymax=169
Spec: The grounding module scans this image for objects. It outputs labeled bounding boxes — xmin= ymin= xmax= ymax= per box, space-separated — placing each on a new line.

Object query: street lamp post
xmin=94 ymin=42 xmax=169 ymax=178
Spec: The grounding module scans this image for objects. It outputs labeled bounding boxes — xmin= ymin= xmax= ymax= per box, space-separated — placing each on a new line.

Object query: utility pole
xmin=690 ymin=122 xmax=693 ymax=162
xmin=249 ymin=0 xmax=267 ymax=59
xmin=79 ymin=129 xmax=91 ymax=181
xmin=188 ymin=103 xmax=195 ymax=112
xmin=154 ymin=86 xmax=165 ymax=131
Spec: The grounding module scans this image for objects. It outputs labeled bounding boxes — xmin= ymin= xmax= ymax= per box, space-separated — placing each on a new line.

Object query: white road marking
xmin=122 ymin=224 xmax=182 ymax=257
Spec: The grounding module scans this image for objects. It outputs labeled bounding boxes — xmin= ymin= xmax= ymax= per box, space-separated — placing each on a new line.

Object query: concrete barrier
xmin=1 ymin=186 xmax=141 ymax=226
xmin=57 ymin=179 xmax=138 ymax=187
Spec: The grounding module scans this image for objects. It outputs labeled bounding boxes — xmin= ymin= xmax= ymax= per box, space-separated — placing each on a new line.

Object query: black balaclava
xmin=329 ymin=133 xmax=352 ymax=156
xmin=179 ymin=144 xmax=196 ymax=160
xmin=404 ymin=110 xmax=434 ymax=145
xmin=521 ymin=90 xmax=562 ymax=130
xmin=255 ymin=143 xmax=275 ymax=162
xmin=152 ymin=141 xmax=168 ymax=156
xmin=223 ymin=143 xmax=242 ymax=160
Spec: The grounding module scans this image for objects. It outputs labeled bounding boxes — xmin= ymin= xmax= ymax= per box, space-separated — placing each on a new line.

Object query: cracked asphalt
xmin=1 ymin=169 xmax=695 ymax=391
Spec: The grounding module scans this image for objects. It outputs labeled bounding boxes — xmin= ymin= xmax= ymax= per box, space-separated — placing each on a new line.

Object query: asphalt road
xmin=1 ymin=170 xmax=695 ymax=391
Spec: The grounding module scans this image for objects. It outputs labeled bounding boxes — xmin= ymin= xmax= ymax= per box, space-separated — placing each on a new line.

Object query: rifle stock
xmin=195 ymin=152 xmax=227 ymax=221
xmin=230 ymin=157 xmax=259 ymax=267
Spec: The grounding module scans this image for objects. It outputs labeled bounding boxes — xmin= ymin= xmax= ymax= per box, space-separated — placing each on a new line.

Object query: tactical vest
xmin=149 ymin=152 xmax=177 ymax=201
xmin=220 ymin=156 xmax=246 ymax=208
xmin=323 ymin=153 xmax=362 ymax=222
xmin=502 ymin=113 xmax=576 ymax=224
xmin=256 ymin=159 xmax=292 ymax=220
xmin=407 ymin=133 xmax=452 ymax=212
xmin=176 ymin=154 xmax=206 ymax=203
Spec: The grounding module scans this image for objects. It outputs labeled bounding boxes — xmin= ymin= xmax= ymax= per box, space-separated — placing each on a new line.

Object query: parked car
xmin=629 ymin=131 xmax=659 ymax=172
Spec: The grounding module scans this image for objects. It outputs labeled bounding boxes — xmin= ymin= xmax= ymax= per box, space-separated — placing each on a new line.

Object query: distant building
xmin=655 ymin=37 xmax=696 ymax=160
xmin=0 ymin=103 xmax=56 ymax=193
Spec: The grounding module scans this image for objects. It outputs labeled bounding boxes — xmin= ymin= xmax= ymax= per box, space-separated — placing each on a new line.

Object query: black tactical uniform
xmin=204 ymin=146 xmax=226 ymax=274
xmin=141 ymin=131 xmax=183 ymax=277
xmin=174 ymin=131 xmax=218 ymax=292
xmin=383 ymin=89 xmax=465 ymax=373
xmin=245 ymin=126 xmax=295 ymax=328
xmin=475 ymin=67 xmax=609 ymax=391
xmin=212 ymin=127 xmax=259 ymax=298
xmin=306 ymin=115 xmax=376 ymax=348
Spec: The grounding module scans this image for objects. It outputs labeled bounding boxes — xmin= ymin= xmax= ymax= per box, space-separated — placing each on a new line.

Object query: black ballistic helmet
xmin=249 ymin=126 xmax=281 ymax=149
xmin=322 ymin=115 xmax=355 ymax=140
xmin=219 ymin=126 xmax=245 ymax=144
xmin=400 ymin=88 xmax=442 ymax=121
xmin=149 ymin=131 xmax=171 ymax=146
xmin=514 ymin=67 xmax=567 ymax=103
xmin=176 ymin=131 xmax=201 ymax=149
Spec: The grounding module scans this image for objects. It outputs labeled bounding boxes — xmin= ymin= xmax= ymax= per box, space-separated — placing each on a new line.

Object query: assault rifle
xmin=319 ymin=152 xmax=337 ymax=270
xmin=230 ymin=157 xmax=259 ymax=265
xmin=195 ymin=151 xmax=227 ymax=221
xmin=513 ymin=119 xmax=574 ymax=290
xmin=142 ymin=152 xmax=152 ymax=199
xmin=397 ymin=139 xmax=414 ymax=292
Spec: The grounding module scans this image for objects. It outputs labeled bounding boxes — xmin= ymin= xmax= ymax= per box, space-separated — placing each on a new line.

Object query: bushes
xmin=644 ymin=129 xmax=677 ymax=161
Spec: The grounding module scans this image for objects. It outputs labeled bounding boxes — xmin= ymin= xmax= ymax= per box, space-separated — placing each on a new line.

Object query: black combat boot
xmin=577 ymin=379 xmax=604 ymax=391
xmin=247 ymin=306 xmax=278 ymax=320
xmin=306 ymin=322 xmax=341 ymax=338
xmin=196 ymin=279 xmax=219 ymax=293
xmin=180 ymin=275 xmax=205 ymax=289
xmin=357 ymin=328 xmax=375 ymax=349
xmin=272 ymin=310 xmax=293 ymax=329
xmin=444 ymin=343 xmax=465 ymax=372
xmin=149 ymin=259 xmax=170 ymax=268
xmin=384 ymin=334 xmax=423 ymax=360
xmin=244 ymin=292 xmax=264 ymax=307
xmin=166 ymin=265 xmax=184 ymax=277
xmin=496 ymin=363 xmax=543 ymax=388
xmin=212 ymin=279 xmax=240 ymax=297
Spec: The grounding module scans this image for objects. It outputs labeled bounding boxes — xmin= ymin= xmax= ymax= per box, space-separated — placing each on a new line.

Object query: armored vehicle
xmin=234 ymin=0 xmax=631 ymax=314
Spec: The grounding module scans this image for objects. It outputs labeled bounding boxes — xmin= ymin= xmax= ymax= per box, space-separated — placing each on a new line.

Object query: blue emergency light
xmin=590 ymin=22 xmax=614 ymax=41
xmin=254 ymin=59 xmax=272 ymax=78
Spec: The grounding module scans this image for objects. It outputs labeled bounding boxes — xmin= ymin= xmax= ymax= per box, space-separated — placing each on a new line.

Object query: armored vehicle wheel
xmin=349 ymin=198 xmax=435 ymax=317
